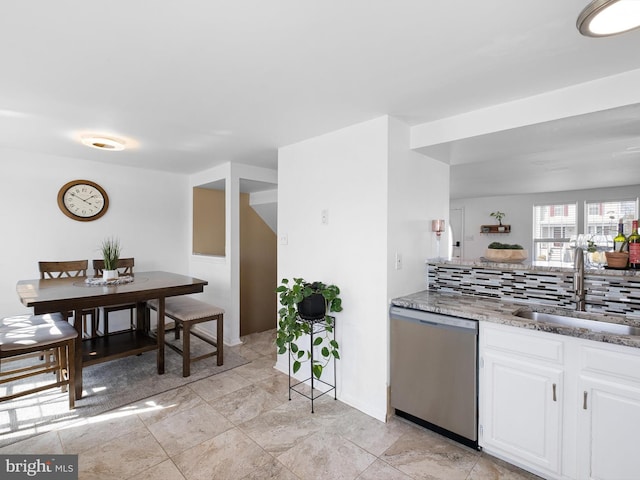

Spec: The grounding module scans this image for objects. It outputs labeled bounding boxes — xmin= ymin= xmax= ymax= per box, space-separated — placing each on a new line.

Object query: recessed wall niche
xmin=192 ymin=186 xmax=225 ymax=256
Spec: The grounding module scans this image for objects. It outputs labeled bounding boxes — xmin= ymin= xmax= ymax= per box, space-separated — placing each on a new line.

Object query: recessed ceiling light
xmin=80 ymin=134 xmax=126 ymax=151
xmin=577 ymin=0 xmax=640 ymax=37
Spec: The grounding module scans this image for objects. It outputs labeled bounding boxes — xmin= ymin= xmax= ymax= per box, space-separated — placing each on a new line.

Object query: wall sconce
xmin=432 ymin=219 xmax=445 ymax=260
xmin=432 ymin=220 xmax=445 ymax=236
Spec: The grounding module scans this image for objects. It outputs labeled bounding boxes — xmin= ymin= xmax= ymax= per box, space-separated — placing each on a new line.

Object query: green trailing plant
xmin=275 ymin=277 xmax=342 ymax=380
xmin=101 ymin=237 xmax=121 ymax=270
xmin=488 ymin=242 xmax=523 ymax=250
xmin=490 ymin=211 xmax=506 ymax=225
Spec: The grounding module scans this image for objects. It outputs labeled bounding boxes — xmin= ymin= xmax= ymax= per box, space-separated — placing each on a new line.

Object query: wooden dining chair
xmin=0 ymin=313 xmax=77 ymax=409
xmin=92 ymin=258 xmax=136 ymax=335
xmin=38 ymin=260 xmax=97 ymax=338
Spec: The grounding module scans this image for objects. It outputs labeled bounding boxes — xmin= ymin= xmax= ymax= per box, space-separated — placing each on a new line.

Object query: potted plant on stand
xmin=101 ymin=237 xmax=121 ymax=281
xmin=275 ymin=277 xmax=342 ymax=380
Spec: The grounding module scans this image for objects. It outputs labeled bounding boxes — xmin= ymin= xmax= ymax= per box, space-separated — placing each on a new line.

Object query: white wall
xmin=0 ymin=148 xmax=189 ymax=318
xmin=276 ymin=116 xmax=449 ymax=421
xmin=451 ymin=185 xmax=640 ymax=260
xmin=387 ymin=116 xmax=450 ymax=299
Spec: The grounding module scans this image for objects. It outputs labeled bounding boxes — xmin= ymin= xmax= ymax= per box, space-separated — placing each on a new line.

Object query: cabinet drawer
xmin=482 ymin=323 xmax=563 ymax=364
xmin=581 ymin=343 xmax=640 ymax=384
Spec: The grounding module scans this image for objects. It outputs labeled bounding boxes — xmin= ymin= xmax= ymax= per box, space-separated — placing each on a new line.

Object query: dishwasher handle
xmin=390 ymin=306 xmax=478 ymax=332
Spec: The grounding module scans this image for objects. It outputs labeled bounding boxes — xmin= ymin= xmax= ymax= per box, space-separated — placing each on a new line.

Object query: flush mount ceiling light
xmin=80 ymin=134 xmax=126 ymax=151
xmin=577 ymin=0 xmax=640 ymax=37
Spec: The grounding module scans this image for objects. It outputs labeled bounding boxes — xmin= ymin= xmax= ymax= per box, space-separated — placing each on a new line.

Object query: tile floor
xmin=0 ymin=329 xmax=540 ymax=479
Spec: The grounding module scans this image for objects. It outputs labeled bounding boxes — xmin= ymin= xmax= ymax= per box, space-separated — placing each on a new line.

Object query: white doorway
xmin=449 ymin=207 xmax=464 ymax=260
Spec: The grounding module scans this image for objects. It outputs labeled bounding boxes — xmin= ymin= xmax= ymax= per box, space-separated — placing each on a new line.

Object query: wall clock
xmin=57 ymin=179 xmax=109 ymax=221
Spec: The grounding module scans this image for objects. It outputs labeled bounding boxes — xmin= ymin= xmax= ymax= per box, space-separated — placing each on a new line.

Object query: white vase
xmin=103 ymin=270 xmax=119 ymax=281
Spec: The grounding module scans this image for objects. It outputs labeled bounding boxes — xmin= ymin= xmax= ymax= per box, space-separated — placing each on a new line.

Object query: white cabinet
xmin=480 ymin=323 xmax=564 ymax=478
xmin=480 ymin=322 xmax=640 ymax=480
xmin=577 ymin=343 xmax=640 ymax=480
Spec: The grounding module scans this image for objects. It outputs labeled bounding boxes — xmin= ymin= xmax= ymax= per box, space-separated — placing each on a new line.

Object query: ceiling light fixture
xmin=577 ymin=0 xmax=640 ymax=37
xmin=80 ymin=134 xmax=126 ymax=151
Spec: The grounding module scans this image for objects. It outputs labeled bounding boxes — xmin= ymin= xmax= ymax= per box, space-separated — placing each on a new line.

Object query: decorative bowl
xmin=484 ymin=248 xmax=528 ymax=263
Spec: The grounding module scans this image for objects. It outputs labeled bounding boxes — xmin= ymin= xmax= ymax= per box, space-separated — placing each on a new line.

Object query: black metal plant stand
xmin=288 ymin=315 xmax=337 ymax=413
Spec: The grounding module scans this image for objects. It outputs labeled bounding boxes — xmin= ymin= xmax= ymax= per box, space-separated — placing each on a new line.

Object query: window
xmin=533 ymin=203 xmax=577 ymax=263
xmin=585 ymin=199 xmax=638 ymax=238
xmin=533 ymin=198 xmax=638 ymax=264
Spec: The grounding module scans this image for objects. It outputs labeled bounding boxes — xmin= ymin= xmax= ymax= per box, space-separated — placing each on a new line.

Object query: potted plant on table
xmin=275 ymin=277 xmax=342 ymax=380
xmin=101 ymin=237 xmax=121 ymax=281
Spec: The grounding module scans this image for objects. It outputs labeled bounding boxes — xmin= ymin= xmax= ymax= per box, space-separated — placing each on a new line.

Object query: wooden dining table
xmin=16 ymin=271 xmax=208 ymax=399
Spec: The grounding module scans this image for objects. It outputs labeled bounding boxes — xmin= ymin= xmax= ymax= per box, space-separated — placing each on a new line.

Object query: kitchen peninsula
xmin=391 ymin=259 xmax=640 ymax=480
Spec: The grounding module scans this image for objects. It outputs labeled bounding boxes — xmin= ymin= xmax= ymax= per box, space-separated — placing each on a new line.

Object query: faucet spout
xmin=574 ymin=247 xmax=585 ymax=311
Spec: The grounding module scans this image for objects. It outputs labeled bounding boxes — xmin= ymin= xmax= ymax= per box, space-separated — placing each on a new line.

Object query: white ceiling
xmin=1 ymin=1 xmax=640 ymax=197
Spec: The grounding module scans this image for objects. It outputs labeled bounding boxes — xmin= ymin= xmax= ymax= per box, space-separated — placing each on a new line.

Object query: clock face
xmin=57 ymin=180 xmax=109 ymax=221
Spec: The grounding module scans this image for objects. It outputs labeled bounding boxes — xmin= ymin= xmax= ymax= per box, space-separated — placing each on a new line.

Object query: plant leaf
xmin=293 ymin=361 xmax=301 ymax=374
xmin=313 ymin=336 xmax=323 ymax=346
xmin=312 ymin=364 xmax=323 ymax=379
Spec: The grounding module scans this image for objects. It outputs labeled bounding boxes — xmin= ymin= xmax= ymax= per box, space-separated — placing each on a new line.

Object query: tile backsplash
xmin=427 ymin=263 xmax=640 ymax=316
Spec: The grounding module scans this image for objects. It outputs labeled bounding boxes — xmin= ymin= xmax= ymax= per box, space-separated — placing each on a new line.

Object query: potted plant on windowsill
xmin=101 ymin=237 xmax=121 ymax=281
xmin=275 ymin=277 xmax=342 ymax=380
xmin=605 ymin=238 xmax=629 ymax=269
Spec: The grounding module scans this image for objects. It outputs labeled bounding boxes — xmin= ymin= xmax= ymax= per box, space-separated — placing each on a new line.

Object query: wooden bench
xmin=147 ymin=297 xmax=224 ymax=377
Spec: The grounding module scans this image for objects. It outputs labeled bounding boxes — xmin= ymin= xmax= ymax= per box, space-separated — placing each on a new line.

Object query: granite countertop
xmin=391 ymin=290 xmax=640 ymax=349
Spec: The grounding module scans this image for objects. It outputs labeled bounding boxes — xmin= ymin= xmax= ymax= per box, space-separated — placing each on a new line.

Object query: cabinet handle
xmin=583 ymin=391 xmax=588 ymax=410
xmin=552 ymin=383 xmax=557 ymax=402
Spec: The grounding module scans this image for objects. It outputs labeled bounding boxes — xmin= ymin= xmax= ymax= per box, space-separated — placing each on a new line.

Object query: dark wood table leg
xmin=157 ymin=297 xmax=165 ymax=374
xmin=73 ymin=308 xmax=84 ymax=399
xmin=136 ymin=302 xmax=146 ymax=332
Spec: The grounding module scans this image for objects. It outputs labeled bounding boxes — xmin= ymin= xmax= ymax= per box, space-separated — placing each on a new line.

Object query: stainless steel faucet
xmin=574 ymin=247 xmax=586 ymax=311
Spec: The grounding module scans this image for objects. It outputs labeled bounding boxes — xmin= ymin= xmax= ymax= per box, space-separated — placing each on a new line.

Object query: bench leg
xmin=182 ymin=322 xmax=190 ymax=377
xmin=217 ymin=314 xmax=223 ymax=366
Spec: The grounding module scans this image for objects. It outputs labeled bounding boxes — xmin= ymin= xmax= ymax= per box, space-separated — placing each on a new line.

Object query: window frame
xmin=532 ymin=202 xmax=578 ymax=264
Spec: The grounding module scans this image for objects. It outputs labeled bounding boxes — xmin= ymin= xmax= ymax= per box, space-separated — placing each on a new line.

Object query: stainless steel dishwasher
xmin=390 ymin=306 xmax=478 ymax=449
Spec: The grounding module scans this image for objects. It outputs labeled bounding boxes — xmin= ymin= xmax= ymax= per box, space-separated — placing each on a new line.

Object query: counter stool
xmin=0 ymin=313 xmax=77 ymax=409
xmin=147 ymin=297 xmax=223 ymax=377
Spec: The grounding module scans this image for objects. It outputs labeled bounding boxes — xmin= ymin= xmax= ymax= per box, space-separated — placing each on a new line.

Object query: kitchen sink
xmin=514 ymin=309 xmax=640 ymax=336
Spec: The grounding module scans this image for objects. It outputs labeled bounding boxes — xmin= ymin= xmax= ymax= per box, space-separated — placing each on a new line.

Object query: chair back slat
xmin=92 ymin=258 xmax=134 ymax=276
xmin=39 ymin=260 xmax=88 ymax=279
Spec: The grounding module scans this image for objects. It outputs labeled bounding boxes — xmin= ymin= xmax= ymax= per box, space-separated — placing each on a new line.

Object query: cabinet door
xmin=577 ymin=377 xmax=640 ymax=480
xmin=481 ymin=351 xmax=563 ymax=475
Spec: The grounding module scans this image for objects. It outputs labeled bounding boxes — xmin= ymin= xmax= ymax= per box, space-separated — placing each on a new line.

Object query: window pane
xmin=533 ymin=203 xmax=577 ymax=263
xmin=534 ymin=203 xmax=577 ymax=240
xmin=585 ymin=199 xmax=638 ymax=237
